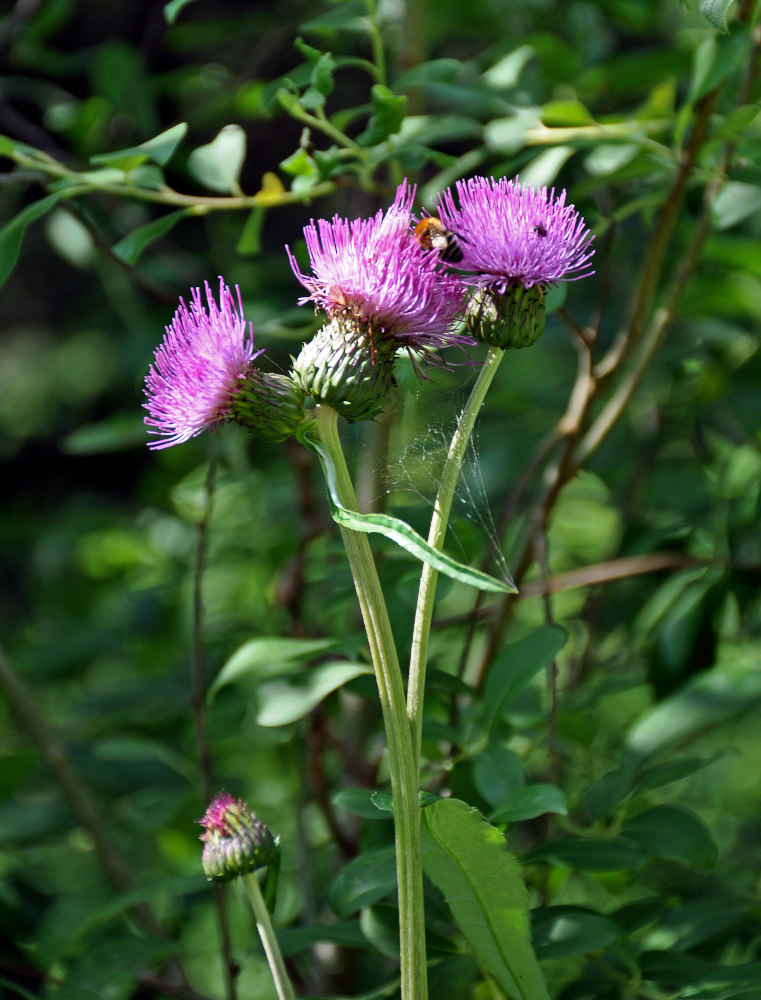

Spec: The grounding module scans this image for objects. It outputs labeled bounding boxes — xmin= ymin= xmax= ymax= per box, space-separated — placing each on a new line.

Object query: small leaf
xmin=188 ymin=125 xmax=246 ymax=194
xmin=328 ymin=846 xmax=397 ymax=917
xmin=699 ymin=0 xmax=735 ymax=32
xmin=527 ymin=838 xmax=645 ymax=872
xmin=253 ymin=171 xmax=287 ymax=205
xmin=540 ymin=99 xmax=595 ymax=126
xmin=91 ymin=122 xmax=188 ymax=168
xmin=622 ymin=805 xmax=718 ymax=870
xmin=625 ymin=664 xmax=761 ymax=758
xmin=421 ymin=799 xmax=550 ymax=1000
xmin=395 ymin=58 xmax=464 ymax=88
xmin=163 ymin=0 xmax=202 ymax=24
xmin=256 ymin=660 xmax=372 ymax=726
xmin=633 ymin=754 xmax=724 ymax=797
xmin=0 ymin=191 xmax=67 ymax=289
xmin=472 ymin=746 xmax=525 ymax=807
xmin=356 ymin=85 xmax=407 ymax=147
xmin=483 ymin=626 xmax=568 ymax=731
xmin=533 ymin=906 xmax=624 ymax=960
xmin=489 ymin=785 xmax=567 ymax=824
xmin=277 ymin=920 xmax=367 ymax=957
xmin=209 ymin=636 xmax=339 ymax=700
xmin=311 ymin=52 xmax=335 ymax=97
xmin=581 ymin=758 xmax=638 ymax=820
xmin=332 ymin=788 xmax=393 ymax=820
xmin=303 ymin=427 xmax=516 ymax=594
xmin=711 ymin=181 xmax=761 ymax=230
xmin=111 ymin=209 xmax=190 ymax=265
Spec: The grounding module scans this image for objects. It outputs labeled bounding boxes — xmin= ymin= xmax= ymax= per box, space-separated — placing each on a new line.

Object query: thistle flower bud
xmin=466 ymin=283 xmax=546 ymax=350
xmin=231 ymin=370 xmax=306 ymax=442
xmin=292 ymin=319 xmax=397 ymax=421
xmin=198 ymin=793 xmax=279 ymax=883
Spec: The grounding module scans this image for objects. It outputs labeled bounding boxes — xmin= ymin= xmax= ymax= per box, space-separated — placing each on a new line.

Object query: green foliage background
xmin=2 ymin=0 xmax=761 ymax=997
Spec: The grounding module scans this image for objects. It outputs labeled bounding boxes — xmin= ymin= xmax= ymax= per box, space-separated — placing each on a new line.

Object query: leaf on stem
xmin=304 ymin=429 xmax=516 ymax=594
xmin=421 ymin=798 xmax=551 ymax=1000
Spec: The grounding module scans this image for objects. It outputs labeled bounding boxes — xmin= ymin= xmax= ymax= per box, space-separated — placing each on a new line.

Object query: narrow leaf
xmin=625 ymin=664 xmax=761 ymax=758
xmin=111 ymin=209 xmax=190 ymax=265
xmin=622 ymin=805 xmax=718 ymax=870
xmin=209 ymin=636 xmax=339 ymax=700
xmin=256 ymin=660 xmax=372 ymax=726
xmin=533 ymin=907 xmax=623 ymax=961
xmin=303 ymin=429 xmax=515 ymax=594
xmin=332 ymin=788 xmax=394 ymax=820
xmin=527 ymin=838 xmax=645 ymax=872
xmin=91 ymin=122 xmax=188 ymax=168
xmin=483 ymin=626 xmax=568 ymax=731
xmin=328 ymin=846 xmax=397 ymax=917
xmin=421 ymin=798 xmax=550 ymax=1000
xmin=0 ymin=191 xmax=67 ymax=289
xmin=489 ymin=785 xmax=567 ymax=824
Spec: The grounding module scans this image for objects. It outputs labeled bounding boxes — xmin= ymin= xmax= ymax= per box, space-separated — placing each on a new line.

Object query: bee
xmin=413 ymin=216 xmax=464 ymax=263
xmin=533 ymin=223 xmax=548 ymax=237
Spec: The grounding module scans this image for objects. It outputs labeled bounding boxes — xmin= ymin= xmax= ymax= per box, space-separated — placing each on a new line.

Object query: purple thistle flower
xmin=436 ymin=177 xmax=594 ymax=292
xmin=286 ymin=180 xmax=467 ymax=354
xmin=144 ymin=279 xmax=263 ymax=449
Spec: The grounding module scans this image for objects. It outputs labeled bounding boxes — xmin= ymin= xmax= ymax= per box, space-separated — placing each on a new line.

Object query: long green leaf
xmin=0 ymin=191 xmax=67 ymax=289
xmin=303 ymin=428 xmax=516 ymax=595
xmin=90 ymin=122 xmax=188 ymax=169
xmin=421 ymin=798 xmax=550 ymax=1000
xmin=111 ymin=209 xmax=191 ymax=265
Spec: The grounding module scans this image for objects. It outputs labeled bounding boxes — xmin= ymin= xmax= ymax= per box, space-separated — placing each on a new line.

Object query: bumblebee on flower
xmin=286 ymin=180 xmax=470 ymax=421
xmin=434 ymin=176 xmax=595 ymax=350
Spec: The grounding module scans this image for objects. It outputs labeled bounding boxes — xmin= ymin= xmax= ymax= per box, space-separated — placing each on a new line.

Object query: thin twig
xmin=190 ymin=443 xmax=239 ymax=1000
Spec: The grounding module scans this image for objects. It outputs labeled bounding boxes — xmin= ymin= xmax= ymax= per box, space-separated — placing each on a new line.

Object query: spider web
xmin=381 ymin=409 xmax=513 ymax=586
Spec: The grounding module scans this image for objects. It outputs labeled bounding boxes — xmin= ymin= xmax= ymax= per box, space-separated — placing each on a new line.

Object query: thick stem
xmin=313 ymin=404 xmax=426 ymax=1000
xmin=407 ymin=346 xmax=506 ymax=757
xmin=241 ymin=874 xmax=295 ymax=1000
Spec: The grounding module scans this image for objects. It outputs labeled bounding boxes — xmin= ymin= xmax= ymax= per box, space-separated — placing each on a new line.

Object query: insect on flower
xmin=413 ymin=216 xmax=464 ymax=263
xmin=533 ymin=223 xmax=548 ymax=237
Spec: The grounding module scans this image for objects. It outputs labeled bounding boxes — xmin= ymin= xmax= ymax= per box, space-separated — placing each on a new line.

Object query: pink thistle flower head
xmin=198 ymin=792 xmax=279 ymax=883
xmin=435 ymin=177 xmax=594 ymax=350
xmin=144 ymin=280 xmax=305 ymax=446
xmin=436 ymin=176 xmax=595 ymax=292
xmin=144 ymin=279 xmax=262 ymax=449
xmin=286 ymin=180 xmax=468 ymax=356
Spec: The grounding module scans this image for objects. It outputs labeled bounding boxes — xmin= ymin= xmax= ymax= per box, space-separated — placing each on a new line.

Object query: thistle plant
xmin=142 ymin=176 xmax=593 ymax=1000
xmin=4 ymin=7 xmax=758 ymax=999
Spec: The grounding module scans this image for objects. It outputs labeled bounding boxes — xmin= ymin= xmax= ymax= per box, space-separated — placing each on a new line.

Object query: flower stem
xmin=408 ymin=345 xmax=506 ymax=756
xmin=313 ymin=404 xmax=426 ymax=1000
xmin=241 ymin=873 xmax=295 ymax=1000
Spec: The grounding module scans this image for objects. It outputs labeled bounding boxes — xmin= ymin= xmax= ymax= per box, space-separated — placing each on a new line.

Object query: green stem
xmin=407 ymin=346 xmax=506 ymax=756
xmin=241 ymin=874 xmax=295 ymax=1000
xmin=313 ymin=404 xmax=426 ymax=1000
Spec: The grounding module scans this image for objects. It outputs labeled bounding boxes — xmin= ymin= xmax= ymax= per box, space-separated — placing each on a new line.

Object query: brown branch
xmin=0 ymin=644 xmax=165 ymax=939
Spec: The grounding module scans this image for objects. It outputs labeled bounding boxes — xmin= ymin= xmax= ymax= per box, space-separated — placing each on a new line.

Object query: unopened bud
xmin=466 ymin=283 xmax=546 ymax=350
xmin=292 ymin=318 xmax=396 ymax=421
xmin=198 ymin=793 xmax=279 ymax=883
